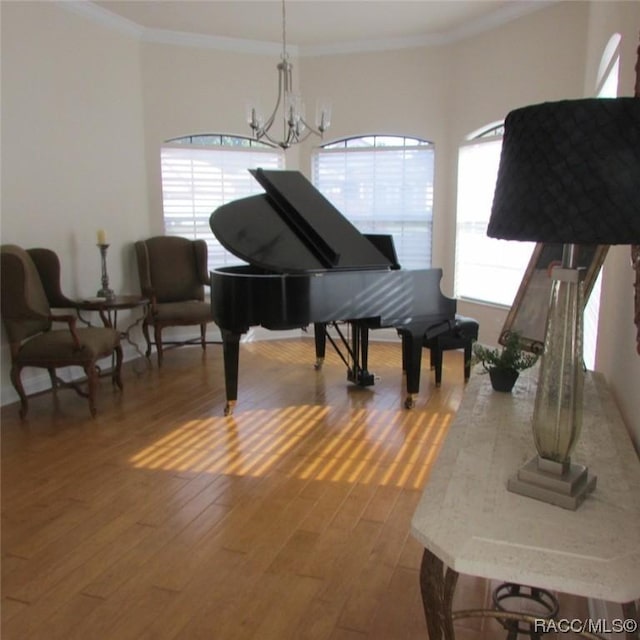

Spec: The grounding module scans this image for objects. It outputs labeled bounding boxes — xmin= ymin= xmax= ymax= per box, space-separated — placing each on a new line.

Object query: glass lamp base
xmin=508 ymin=455 xmax=597 ymax=510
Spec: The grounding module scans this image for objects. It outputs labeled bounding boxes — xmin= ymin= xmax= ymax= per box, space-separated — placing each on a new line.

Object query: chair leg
xmin=112 ymin=345 xmax=124 ymax=390
xmin=48 ymin=367 xmax=57 ymax=393
xmin=10 ymin=363 xmax=28 ymax=419
xmin=142 ymin=320 xmax=152 ymax=358
xmin=200 ymin=323 xmax=206 ymax=352
xmin=154 ymin=325 xmax=164 ymax=367
xmin=84 ymin=363 xmax=98 ymax=417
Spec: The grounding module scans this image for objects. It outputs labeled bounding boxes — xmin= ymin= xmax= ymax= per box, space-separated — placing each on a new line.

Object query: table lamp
xmin=488 ymin=97 xmax=640 ymax=509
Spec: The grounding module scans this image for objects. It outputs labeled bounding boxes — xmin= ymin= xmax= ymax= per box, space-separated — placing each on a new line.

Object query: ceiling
xmin=91 ymin=1 xmax=551 ymax=52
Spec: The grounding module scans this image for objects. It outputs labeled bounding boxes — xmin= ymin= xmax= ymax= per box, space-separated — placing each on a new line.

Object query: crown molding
xmin=59 ymin=0 xmax=556 ymax=57
xmin=141 ymin=28 xmax=293 ymax=56
xmin=58 ymin=1 xmax=296 ymax=55
xmin=443 ymin=0 xmax=557 ymax=45
xmin=60 ymin=1 xmax=143 ymax=39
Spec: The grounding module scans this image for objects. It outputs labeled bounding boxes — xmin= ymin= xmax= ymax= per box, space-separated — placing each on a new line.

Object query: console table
xmin=411 ymin=367 xmax=640 ymax=639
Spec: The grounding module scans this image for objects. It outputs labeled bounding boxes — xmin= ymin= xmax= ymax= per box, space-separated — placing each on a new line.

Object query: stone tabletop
xmin=411 ymin=367 xmax=640 ymax=603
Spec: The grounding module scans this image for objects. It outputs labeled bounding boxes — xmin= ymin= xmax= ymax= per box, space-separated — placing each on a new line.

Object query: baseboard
xmin=1 ymin=326 xmax=403 ymax=408
xmin=0 ymin=341 xmax=145 ymax=408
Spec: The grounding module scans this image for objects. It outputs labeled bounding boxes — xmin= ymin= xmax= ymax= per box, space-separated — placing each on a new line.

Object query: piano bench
xmin=423 ymin=315 xmax=479 ymax=387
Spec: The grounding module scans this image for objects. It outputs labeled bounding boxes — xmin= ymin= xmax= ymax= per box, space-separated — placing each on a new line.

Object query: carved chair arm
xmin=50 ymin=313 xmax=82 ymax=349
xmin=142 ymin=290 xmax=159 ymax=314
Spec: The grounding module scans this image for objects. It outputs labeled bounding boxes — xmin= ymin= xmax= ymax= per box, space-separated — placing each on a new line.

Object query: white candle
xmin=97 ymin=229 xmax=107 ymax=245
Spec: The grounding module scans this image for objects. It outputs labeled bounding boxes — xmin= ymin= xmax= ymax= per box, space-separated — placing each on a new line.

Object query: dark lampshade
xmin=488 ymin=98 xmax=640 ymax=244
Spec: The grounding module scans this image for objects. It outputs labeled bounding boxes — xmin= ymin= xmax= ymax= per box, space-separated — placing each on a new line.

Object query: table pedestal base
xmin=417 ymin=549 xmax=629 ymax=640
xmin=419 ymin=549 xmax=459 ymax=640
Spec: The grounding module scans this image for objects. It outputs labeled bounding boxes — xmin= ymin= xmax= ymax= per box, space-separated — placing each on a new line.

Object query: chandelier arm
xmin=294 ymin=128 xmax=314 ymax=145
xmin=261 ymin=127 xmax=294 ymax=149
xmin=299 ymin=116 xmax=324 ymax=137
xmin=261 ymin=68 xmax=286 ymax=134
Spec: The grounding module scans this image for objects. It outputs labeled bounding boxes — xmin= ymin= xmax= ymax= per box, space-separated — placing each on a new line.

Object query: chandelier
xmin=247 ymin=0 xmax=331 ymax=149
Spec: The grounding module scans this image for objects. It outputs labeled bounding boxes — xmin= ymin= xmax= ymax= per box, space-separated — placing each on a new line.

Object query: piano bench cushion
xmin=149 ymin=300 xmax=213 ymax=324
xmin=425 ymin=316 xmax=477 ymax=345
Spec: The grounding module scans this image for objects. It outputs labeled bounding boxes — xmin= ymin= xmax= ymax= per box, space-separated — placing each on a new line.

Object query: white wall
xmin=0 ymin=1 xmax=148 ymax=400
xmin=1 ymin=1 xmax=148 ymax=294
xmin=1 ymin=0 xmax=639 ymax=447
xmin=582 ymin=1 xmax=640 ymax=450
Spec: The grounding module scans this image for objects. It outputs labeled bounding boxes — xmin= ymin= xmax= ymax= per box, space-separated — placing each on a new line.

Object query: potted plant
xmin=472 ymin=332 xmax=538 ymax=392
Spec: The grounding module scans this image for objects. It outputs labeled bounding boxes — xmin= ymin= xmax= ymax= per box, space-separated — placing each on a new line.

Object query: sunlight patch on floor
xmin=128 ymin=403 xmax=453 ymax=489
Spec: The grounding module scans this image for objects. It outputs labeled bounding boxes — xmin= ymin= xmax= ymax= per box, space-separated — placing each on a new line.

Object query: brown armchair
xmin=134 ymin=236 xmax=215 ymax=366
xmin=0 ymin=245 xmax=123 ymax=418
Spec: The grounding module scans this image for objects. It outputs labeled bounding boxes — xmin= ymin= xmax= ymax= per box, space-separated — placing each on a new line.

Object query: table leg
xmin=622 ymin=601 xmax=639 ymax=640
xmin=420 ymin=548 xmax=459 ymax=640
xmin=120 ymin=314 xmax=151 ymax=374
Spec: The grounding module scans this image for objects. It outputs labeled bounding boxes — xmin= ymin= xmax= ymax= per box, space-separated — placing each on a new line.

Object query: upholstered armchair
xmin=134 ymin=236 xmax=215 ymax=366
xmin=0 ymin=245 xmax=123 ymax=418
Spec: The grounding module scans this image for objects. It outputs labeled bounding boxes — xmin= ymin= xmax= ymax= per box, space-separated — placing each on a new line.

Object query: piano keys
xmin=209 ymin=169 xmax=456 ymax=415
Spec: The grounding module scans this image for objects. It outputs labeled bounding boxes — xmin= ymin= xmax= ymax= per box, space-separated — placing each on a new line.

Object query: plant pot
xmin=489 ymin=368 xmax=519 ymax=392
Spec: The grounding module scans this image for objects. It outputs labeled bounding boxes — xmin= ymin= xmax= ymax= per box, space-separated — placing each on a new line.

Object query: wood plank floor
xmin=1 ymin=338 xmax=588 ymax=639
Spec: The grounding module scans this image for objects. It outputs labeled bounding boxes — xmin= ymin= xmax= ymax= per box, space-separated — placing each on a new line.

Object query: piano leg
xmin=398 ymin=328 xmax=425 ymax=409
xmin=314 ymin=322 xmax=326 ymax=370
xmin=348 ymin=323 xmax=375 ymax=387
xmin=221 ymin=330 xmax=241 ymax=416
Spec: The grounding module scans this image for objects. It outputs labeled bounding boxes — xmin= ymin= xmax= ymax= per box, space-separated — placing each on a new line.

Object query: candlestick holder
xmin=96 ymin=243 xmax=115 ymax=300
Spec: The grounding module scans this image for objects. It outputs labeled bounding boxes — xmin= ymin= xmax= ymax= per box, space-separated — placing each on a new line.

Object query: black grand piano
xmin=209 ymin=169 xmax=456 ymax=415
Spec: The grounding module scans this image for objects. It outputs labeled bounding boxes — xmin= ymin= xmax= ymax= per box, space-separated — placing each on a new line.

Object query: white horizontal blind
xmin=454 ymin=136 xmax=534 ymax=306
xmin=312 ymin=137 xmax=434 ymax=269
xmin=161 ymin=142 xmax=284 ymax=273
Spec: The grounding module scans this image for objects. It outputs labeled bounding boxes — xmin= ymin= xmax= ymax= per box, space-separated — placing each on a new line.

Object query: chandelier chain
xmin=281 ymin=0 xmax=288 ymax=61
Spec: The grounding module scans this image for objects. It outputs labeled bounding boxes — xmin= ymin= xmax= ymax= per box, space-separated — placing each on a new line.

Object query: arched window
xmin=311 ymin=135 xmax=435 ymax=269
xmin=160 ymin=134 xmax=284 ymax=272
xmin=454 ymin=124 xmax=534 ymax=305
xmin=584 ymin=32 xmax=622 ymax=369
xmin=596 ymin=33 xmax=621 ymax=98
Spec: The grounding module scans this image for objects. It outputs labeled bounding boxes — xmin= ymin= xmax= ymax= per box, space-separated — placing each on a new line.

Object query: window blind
xmin=312 ymin=140 xmax=434 ymax=270
xmin=161 ymin=143 xmax=284 ymax=273
xmin=454 ymin=137 xmax=534 ymax=306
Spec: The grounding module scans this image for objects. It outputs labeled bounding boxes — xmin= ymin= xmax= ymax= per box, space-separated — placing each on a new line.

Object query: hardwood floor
xmin=1 ymin=338 xmax=587 ymax=639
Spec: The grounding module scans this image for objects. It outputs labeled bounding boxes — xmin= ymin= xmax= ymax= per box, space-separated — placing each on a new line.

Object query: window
xmin=454 ymin=124 xmax=534 ymax=306
xmin=583 ymin=33 xmax=621 ymax=369
xmin=312 ymin=135 xmax=434 ymax=269
xmin=161 ymin=134 xmax=284 ymax=273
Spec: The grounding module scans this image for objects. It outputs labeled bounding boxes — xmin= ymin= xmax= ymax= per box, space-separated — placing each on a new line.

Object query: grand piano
xmin=209 ymin=169 xmax=456 ymax=415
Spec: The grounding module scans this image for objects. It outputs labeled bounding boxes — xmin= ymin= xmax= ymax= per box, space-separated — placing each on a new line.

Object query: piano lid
xmin=210 ymin=169 xmax=393 ymax=273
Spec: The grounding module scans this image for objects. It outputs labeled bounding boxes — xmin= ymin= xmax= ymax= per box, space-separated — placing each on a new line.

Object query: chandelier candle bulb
xmin=97 ymin=229 xmax=107 ymax=245
xmin=316 ymin=101 xmax=332 ymax=132
xmin=246 ymin=102 xmax=263 ymax=130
